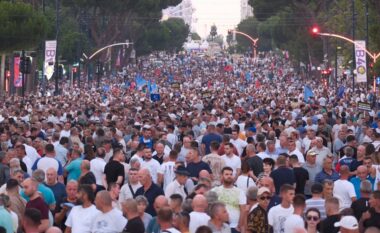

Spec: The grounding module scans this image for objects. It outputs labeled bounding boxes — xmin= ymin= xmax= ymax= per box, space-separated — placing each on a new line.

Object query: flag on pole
xmin=337 ymin=86 xmax=345 ymax=99
xmin=304 ymin=85 xmax=314 ymax=102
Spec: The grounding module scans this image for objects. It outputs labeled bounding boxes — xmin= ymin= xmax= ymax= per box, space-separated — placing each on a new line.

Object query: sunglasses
xmin=306 ymin=216 xmax=319 ymax=221
xmin=259 ymin=196 xmax=271 ymax=201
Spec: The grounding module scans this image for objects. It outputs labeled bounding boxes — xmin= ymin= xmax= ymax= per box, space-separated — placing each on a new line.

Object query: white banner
xmin=44 ymin=40 xmax=57 ymax=80
xmin=355 ymin=40 xmax=367 ymax=83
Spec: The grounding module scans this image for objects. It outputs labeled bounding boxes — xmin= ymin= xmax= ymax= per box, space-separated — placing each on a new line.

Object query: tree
xmin=191 ymin=32 xmax=201 ymax=40
xmin=0 ymin=1 xmax=48 ymax=93
xmin=210 ymin=25 xmax=217 ymax=41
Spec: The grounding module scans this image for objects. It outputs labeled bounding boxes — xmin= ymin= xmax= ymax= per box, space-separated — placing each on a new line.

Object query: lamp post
xmin=54 ymin=0 xmax=60 ymax=96
xmin=228 ymin=30 xmax=259 ymax=59
xmin=312 ymin=30 xmax=380 ymax=93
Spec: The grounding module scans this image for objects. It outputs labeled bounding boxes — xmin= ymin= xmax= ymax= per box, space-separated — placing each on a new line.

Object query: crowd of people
xmin=0 ymin=50 xmax=379 ymax=233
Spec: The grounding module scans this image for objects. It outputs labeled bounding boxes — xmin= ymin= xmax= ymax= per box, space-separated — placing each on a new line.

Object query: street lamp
xmin=312 ymin=29 xmax=380 ymax=92
xmin=228 ymin=29 xmax=259 ymax=59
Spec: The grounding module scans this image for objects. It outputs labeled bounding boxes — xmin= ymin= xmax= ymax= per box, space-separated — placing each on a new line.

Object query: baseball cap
xmin=257 ymin=187 xmax=271 ymax=196
xmin=334 ymin=216 xmax=358 ymax=230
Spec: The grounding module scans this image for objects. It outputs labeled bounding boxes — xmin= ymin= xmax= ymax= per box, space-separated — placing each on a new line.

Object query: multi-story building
xmin=241 ymin=0 xmax=254 ymax=20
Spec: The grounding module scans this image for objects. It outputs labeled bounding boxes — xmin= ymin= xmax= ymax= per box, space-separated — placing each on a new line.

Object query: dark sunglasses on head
xmin=259 ymin=196 xmax=271 ymax=201
xmin=306 ymin=216 xmax=319 ymax=221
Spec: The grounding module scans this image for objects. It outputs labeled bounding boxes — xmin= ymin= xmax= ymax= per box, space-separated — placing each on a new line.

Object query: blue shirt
xmin=65 ymin=158 xmax=83 ymax=181
xmin=350 ymin=176 xmax=375 ymax=198
xmin=201 ymin=133 xmax=222 ymax=155
xmin=315 ymin=169 xmax=340 ymax=184
xmin=0 ymin=206 xmax=13 ymax=233
xmin=21 ymin=183 xmax=56 ymax=206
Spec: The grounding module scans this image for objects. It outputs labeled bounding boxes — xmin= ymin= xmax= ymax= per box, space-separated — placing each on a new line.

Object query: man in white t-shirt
xmin=333 ymin=165 xmax=356 ymax=210
xmin=65 ymin=185 xmax=101 ymax=233
xmin=211 ymin=167 xmax=246 ymax=233
xmin=90 ymin=148 xmax=107 ymax=187
xmin=284 ymin=194 xmax=306 ymax=233
xmin=158 ymin=150 xmax=178 ymax=191
xmin=268 ymin=184 xmax=295 ymax=233
xmin=119 ymin=168 xmax=141 ymax=202
xmin=32 ymin=144 xmax=63 ymax=181
xmin=141 ymin=146 xmax=161 ymax=184
xmin=230 ymin=129 xmax=247 ymax=157
xmin=91 ymin=191 xmax=127 ymax=233
xmin=189 ymin=195 xmax=211 ymax=233
xmin=221 ymin=143 xmax=241 ymax=179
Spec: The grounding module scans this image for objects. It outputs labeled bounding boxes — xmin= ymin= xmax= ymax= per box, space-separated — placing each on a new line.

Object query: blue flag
xmin=149 ymin=81 xmax=158 ymax=94
xmin=168 ymin=74 xmax=174 ymax=83
xmin=337 ymin=86 xmax=345 ymax=99
xmin=135 ymin=74 xmax=147 ymax=89
xmin=304 ymin=85 xmax=314 ymax=102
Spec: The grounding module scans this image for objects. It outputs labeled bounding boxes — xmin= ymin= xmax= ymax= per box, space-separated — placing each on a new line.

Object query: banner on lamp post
xmin=13 ymin=57 xmax=22 ymax=87
xmin=355 ymin=40 xmax=367 ymax=83
xmin=44 ymin=40 xmax=57 ymax=80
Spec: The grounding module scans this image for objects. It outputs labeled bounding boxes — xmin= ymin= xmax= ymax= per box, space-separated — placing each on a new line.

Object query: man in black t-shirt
xmin=320 ymin=197 xmax=341 ymax=233
xmin=122 ymin=199 xmax=145 ymax=233
xmin=104 ymin=149 xmax=125 ymax=189
xmin=289 ymin=155 xmax=309 ymax=194
xmin=360 ymin=190 xmax=380 ymax=231
xmin=351 ymin=180 xmax=371 ymax=221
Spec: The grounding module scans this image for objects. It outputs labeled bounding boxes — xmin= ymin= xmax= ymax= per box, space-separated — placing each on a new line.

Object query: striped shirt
xmin=306 ymin=198 xmax=326 ymax=219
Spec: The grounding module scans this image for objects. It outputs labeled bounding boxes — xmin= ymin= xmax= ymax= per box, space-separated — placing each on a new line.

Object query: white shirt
xmin=230 ymin=138 xmax=247 ymax=156
xmin=373 ymin=165 xmax=380 ymax=190
xmin=24 ymin=144 xmax=40 ymax=165
xmin=91 ymin=208 xmax=127 ymax=233
xmin=333 ymin=179 xmax=356 ymax=210
xmin=211 ymin=185 xmax=247 ymax=228
xmin=119 ymin=182 xmax=141 ymax=202
xmin=90 ymin=157 xmax=107 ymax=186
xmin=60 ymin=130 xmax=71 ymax=139
xmin=288 ymin=149 xmax=305 ymax=164
xmin=141 ymin=159 xmax=161 ymax=183
xmin=268 ymin=204 xmax=294 ymax=233
xmin=65 ymin=205 xmax=101 ymax=233
xmin=284 ymin=214 xmax=304 ymax=233
xmin=257 ymin=151 xmax=269 ymax=160
xmin=34 ymin=157 xmax=61 ymax=175
xmin=235 ymin=175 xmax=256 ymax=193
xmin=165 ymin=180 xmax=187 ymax=200
xmin=22 ymin=156 xmax=33 ymax=176
xmin=189 ymin=211 xmax=211 ymax=233
xmin=158 ymin=161 xmax=176 ymax=190
xmin=221 ymin=154 xmax=241 ymax=177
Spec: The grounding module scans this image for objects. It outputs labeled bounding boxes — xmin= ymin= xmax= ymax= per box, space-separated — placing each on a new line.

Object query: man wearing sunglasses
xmin=246 ymin=187 xmax=271 ymax=233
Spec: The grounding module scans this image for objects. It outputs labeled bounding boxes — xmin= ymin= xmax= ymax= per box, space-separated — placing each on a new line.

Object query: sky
xmin=191 ymin=0 xmax=241 ymax=38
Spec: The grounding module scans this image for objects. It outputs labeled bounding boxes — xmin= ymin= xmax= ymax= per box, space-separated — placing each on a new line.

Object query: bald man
xmin=350 ymin=165 xmax=375 ymax=198
xmin=78 ymin=160 xmax=96 ymax=191
xmin=46 ymin=226 xmax=63 ymax=233
xmin=135 ymin=168 xmax=164 ymax=216
xmin=44 ymin=168 xmax=66 ymax=213
xmin=189 ymin=194 xmax=211 ymax=233
xmin=334 ymin=165 xmax=356 ymax=210
xmin=91 ymin=190 xmax=127 ymax=233
xmin=146 ymin=195 xmax=169 ymax=233
xmin=122 ymin=199 xmax=145 ymax=233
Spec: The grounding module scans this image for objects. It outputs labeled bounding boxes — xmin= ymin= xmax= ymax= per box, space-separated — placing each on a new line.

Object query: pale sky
xmin=191 ymin=0 xmax=241 ymax=38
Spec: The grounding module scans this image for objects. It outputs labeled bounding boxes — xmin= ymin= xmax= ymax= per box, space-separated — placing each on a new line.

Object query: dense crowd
xmin=0 ymin=51 xmax=379 ymax=233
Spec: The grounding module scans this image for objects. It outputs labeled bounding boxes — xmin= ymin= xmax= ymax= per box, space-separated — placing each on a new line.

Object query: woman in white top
xmin=235 ymin=159 xmax=256 ymax=193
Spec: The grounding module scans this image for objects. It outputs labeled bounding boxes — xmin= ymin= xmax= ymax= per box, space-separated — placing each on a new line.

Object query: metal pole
xmin=352 ymin=0 xmax=356 ymax=92
xmin=54 ymin=0 xmax=60 ymax=95
xmin=21 ymin=50 xmax=25 ymax=98
xmin=365 ymin=0 xmax=369 ymax=88
xmin=335 ymin=40 xmax=338 ymax=92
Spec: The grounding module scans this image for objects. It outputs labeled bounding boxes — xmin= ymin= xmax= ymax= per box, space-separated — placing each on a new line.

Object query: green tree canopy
xmin=0 ymin=1 xmax=48 ymax=52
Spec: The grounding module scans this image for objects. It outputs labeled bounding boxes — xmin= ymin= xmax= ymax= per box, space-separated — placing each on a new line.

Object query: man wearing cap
xmin=247 ymin=187 xmax=270 ymax=233
xmin=164 ymin=166 xmax=189 ymax=200
xmin=334 ymin=216 xmax=359 ymax=233
xmin=303 ymin=150 xmax=321 ymax=197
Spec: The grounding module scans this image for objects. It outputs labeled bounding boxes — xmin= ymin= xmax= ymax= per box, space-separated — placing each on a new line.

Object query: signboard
xmin=44 ymin=40 xmax=57 ymax=80
xmin=14 ymin=57 xmax=22 ymax=87
xmin=358 ymin=101 xmax=371 ymax=112
xmin=355 ymin=40 xmax=367 ymax=83
xmin=171 ymin=82 xmax=180 ymax=89
xmin=150 ymin=94 xmax=161 ymax=102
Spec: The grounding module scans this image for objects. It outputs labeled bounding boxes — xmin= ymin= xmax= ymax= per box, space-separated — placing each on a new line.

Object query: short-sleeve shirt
xmin=270 ymin=167 xmax=295 ymax=195
xmin=124 ymin=216 xmax=145 ymax=233
xmin=65 ymin=204 xmax=100 ymax=233
xmin=220 ymin=155 xmax=241 ymax=177
xmin=201 ymin=133 xmax=222 ymax=155
xmin=22 ymin=183 xmax=56 ymax=206
xmin=65 ymin=158 xmax=83 ymax=181
xmin=135 ymin=183 xmax=164 ymax=216
xmin=104 ymin=160 xmax=125 ymax=186
xmin=91 ymin=208 xmax=127 ymax=233
xmin=26 ymin=197 xmax=49 ymax=219
xmin=247 ymin=205 xmax=269 ymax=233
xmin=32 ymin=157 xmax=64 ymax=176
xmin=211 ymin=185 xmax=246 ymax=228
xmin=186 ymin=161 xmax=212 ymax=179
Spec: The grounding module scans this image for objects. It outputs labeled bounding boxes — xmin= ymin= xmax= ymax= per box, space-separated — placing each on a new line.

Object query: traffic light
xmin=20 ymin=57 xmax=32 ymax=74
xmin=310 ymin=25 xmax=320 ymax=37
xmin=5 ymin=70 xmax=10 ymax=79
